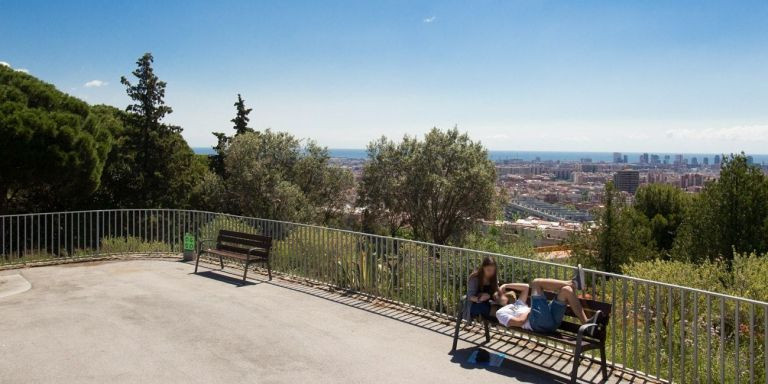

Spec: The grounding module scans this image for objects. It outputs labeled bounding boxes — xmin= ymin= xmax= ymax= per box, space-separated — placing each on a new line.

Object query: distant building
xmin=714 ymin=155 xmax=721 ymax=165
xmin=640 ymin=153 xmax=649 ymax=164
xmin=650 ymin=154 xmax=660 ymax=164
xmin=613 ymin=170 xmax=640 ymax=194
xmin=703 ymin=157 xmax=709 ymax=166
xmin=674 ymin=154 xmax=684 ymax=165
xmin=554 ymin=169 xmax=573 ymax=181
xmin=691 ymin=157 xmax=699 ymax=166
xmin=747 ymin=156 xmax=754 ymax=165
xmin=613 ymin=152 xmax=623 ymax=163
xmin=664 ymin=155 xmax=671 ymax=164
xmin=681 ymin=173 xmax=705 ymax=189
xmin=623 ymin=155 xmax=628 ymax=164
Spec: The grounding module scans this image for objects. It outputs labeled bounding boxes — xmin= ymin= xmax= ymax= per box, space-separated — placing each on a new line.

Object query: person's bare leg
xmin=556 ymin=285 xmax=589 ymax=323
xmin=530 ymin=278 xmax=572 ymax=295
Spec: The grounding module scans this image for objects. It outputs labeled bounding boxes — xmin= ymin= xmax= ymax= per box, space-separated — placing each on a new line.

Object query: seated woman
xmin=495 ymin=265 xmax=602 ymax=336
xmin=463 ymin=256 xmax=503 ymax=322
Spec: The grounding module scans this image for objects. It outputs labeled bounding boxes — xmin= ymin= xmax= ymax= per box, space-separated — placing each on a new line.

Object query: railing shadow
xmin=193 ymin=264 xmax=661 ymax=384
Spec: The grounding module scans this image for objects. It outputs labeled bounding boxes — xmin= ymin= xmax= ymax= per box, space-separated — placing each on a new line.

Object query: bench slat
xmin=213 ymin=244 xmax=270 ymax=257
xmin=218 ymin=236 xmax=271 ymax=248
xmin=218 ymin=230 xmax=272 ymax=243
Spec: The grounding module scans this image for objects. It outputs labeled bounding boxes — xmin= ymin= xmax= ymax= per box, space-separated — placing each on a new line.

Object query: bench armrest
xmin=247 ymin=247 xmax=269 ymax=259
xmin=576 ymin=323 xmax=600 ymax=342
xmin=197 ymin=239 xmax=216 ymax=254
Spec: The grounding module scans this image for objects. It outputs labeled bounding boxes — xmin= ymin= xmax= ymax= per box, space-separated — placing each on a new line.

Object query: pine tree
xmin=120 ymin=53 xmax=176 ymax=176
xmin=231 ymin=94 xmax=253 ymax=136
xmin=210 ymin=94 xmax=254 ymax=177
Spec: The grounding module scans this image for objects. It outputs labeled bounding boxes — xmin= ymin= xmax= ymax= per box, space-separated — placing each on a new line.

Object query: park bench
xmin=194 ymin=229 xmax=272 ymax=284
xmin=451 ymin=288 xmax=612 ymax=383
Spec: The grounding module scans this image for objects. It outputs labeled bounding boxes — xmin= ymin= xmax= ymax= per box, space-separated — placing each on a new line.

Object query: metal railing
xmin=1 ymin=209 xmax=766 ymax=383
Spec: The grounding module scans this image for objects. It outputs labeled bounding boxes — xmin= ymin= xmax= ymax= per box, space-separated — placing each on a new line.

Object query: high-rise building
xmin=613 ymin=152 xmax=623 ymax=163
xmin=681 ymin=173 xmax=705 ymax=189
xmin=623 ymin=155 xmax=628 ymax=164
xmin=691 ymin=157 xmax=699 ymax=166
xmin=714 ymin=155 xmax=721 ymax=165
xmin=664 ymin=155 xmax=671 ymax=164
xmin=640 ymin=153 xmax=649 ymax=164
xmin=703 ymin=157 xmax=709 ymax=166
xmin=650 ymin=154 xmax=660 ymax=164
xmin=613 ymin=170 xmax=640 ymax=194
xmin=747 ymin=156 xmax=754 ymax=165
xmin=674 ymin=154 xmax=684 ymax=165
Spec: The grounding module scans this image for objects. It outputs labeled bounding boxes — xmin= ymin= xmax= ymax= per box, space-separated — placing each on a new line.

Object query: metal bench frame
xmin=194 ymin=229 xmax=272 ymax=284
xmin=451 ymin=290 xmax=611 ymax=383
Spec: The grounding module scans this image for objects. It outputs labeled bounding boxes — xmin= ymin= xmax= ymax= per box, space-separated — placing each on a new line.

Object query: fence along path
xmin=1 ymin=209 xmax=766 ymax=383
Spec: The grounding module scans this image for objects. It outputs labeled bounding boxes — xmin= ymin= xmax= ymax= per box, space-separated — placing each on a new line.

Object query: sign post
xmin=183 ymin=232 xmax=196 ymax=261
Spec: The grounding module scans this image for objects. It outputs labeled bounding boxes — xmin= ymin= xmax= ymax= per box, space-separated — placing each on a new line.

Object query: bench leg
xmin=219 ymin=254 xmax=224 ymax=269
xmin=483 ymin=320 xmax=491 ymax=343
xmin=599 ymin=344 xmax=608 ymax=381
xmin=242 ymin=261 xmax=249 ymax=284
xmin=451 ymin=314 xmax=462 ymax=353
xmin=571 ymin=345 xmax=582 ymax=383
xmin=194 ymin=252 xmax=201 ymax=273
xmin=266 ymin=259 xmax=272 ymax=281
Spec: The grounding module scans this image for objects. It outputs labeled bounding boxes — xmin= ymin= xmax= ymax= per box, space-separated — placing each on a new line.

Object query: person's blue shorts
xmin=529 ymin=295 xmax=567 ymax=333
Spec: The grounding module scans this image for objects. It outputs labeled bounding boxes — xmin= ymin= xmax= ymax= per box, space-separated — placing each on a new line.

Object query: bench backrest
xmin=510 ymin=288 xmax=612 ymax=341
xmin=215 ymin=230 xmax=272 ymax=258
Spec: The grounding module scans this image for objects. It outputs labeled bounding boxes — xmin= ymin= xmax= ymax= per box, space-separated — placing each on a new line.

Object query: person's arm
xmin=467 ymin=276 xmax=480 ymax=303
xmin=500 ymin=282 xmax=530 ymax=303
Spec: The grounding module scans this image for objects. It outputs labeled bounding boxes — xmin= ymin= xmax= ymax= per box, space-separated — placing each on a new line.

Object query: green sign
xmin=183 ymin=233 xmax=195 ymax=251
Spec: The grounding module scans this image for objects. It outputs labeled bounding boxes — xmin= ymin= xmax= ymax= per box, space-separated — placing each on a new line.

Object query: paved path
xmin=0 ymin=260 xmax=655 ymax=384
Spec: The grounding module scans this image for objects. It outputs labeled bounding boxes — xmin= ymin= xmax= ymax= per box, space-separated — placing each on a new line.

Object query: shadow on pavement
xmin=450 ymin=346 xmax=567 ymax=383
xmin=190 ymin=269 xmax=262 ymax=287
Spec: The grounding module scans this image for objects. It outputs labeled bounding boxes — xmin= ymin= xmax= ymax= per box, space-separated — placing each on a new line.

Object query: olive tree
xmin=359 ymin=127 xmax=497 ymax=244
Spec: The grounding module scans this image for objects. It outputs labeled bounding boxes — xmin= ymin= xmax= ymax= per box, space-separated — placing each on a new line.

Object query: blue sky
xmin=2 ymin=0 xmax=768 ymax=152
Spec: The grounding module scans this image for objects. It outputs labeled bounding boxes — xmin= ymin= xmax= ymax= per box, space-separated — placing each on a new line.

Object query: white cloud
xmin=15 ymin=68 xmax=29 ymax=74
xmin=665 ymin=125 xmax=768 ymax=142
xmin=0 ymin=61 xmax=9 ymax=67
xmin=423 ymin=16 xmax=436 ymax=23
xmin=84 ymin=79 xmax=108 ymax=88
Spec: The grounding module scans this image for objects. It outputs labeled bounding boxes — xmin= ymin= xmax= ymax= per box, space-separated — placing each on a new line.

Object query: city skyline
xmin=3 ymin=0 xmax=768 ymax=152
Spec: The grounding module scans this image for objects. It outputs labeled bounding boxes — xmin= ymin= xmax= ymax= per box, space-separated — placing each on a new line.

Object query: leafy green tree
xmin=673 ymin=153 xmax=768 ymax=263
xmin=0 ymin=65 xmax=113 ymax=213
xmin=633 ymin=183 xmax=690 ymax=257
xmin=210 ymin=94 xmax=254 ymax=177
xmin=571 ymin=182 xmax=657 ymax=273
xmin=223 ymin=130 xmax=354 ymax=224
xmin=358 ymin=137 xmax=411 ymax=237
xmin=359 ymin=127 xmax=497 ymax=245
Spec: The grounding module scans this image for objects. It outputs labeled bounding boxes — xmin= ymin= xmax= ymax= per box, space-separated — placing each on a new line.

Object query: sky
xmin=2 ymin=0 xmax=768 ymax=153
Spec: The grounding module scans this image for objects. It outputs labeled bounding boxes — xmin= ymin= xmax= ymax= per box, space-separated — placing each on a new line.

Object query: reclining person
xmin=494 ymin=265 xmax=602 ymax=336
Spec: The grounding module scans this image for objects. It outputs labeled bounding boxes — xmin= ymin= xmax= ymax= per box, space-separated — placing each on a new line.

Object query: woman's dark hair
xmin=469 ymin=256 xmax=499 ymax=293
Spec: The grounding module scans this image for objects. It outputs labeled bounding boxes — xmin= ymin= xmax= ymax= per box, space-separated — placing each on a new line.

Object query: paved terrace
xmin=0 ymin=259 xmax=658 ymax=384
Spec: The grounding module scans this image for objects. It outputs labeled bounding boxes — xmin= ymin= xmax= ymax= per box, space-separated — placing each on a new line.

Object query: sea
xmin=192 ymin=147 xmax=768 ymax=164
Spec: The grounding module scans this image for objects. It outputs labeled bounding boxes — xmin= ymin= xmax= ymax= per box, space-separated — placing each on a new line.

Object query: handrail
xmin=1 ymin=209 xmax=766 ymax=383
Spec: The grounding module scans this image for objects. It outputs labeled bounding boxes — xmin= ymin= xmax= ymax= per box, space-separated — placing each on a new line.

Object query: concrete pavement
xmin=0 ymin=260 xmax=556 ymax=384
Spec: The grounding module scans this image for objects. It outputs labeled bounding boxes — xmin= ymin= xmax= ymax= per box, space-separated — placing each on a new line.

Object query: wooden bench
xmin=451 ymin=289 xmax=611 ymax=383
xmin=194 ymin=229 xmax=273 ymax=284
